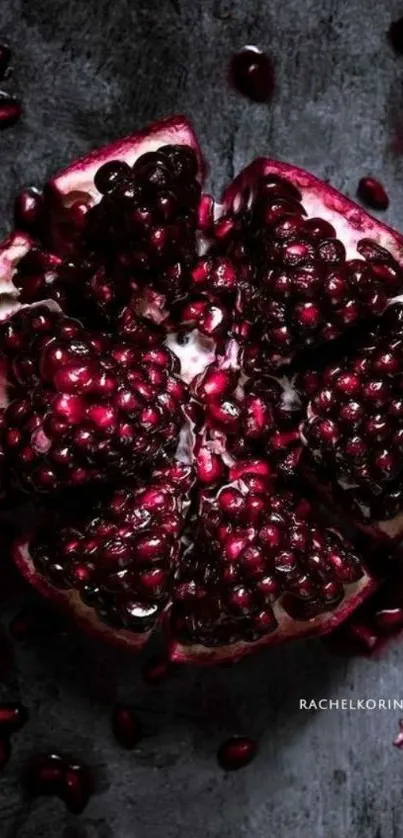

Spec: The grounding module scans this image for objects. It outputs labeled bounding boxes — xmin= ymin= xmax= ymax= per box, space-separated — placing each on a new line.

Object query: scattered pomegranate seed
xmin=0 ymin=92 xmax=21 ymax=128
xmin=389 ymin=18 xmax=403 ymax=54
xmin=24 ymin=753 xmax=65 ymax=796
xmin=217 ymin=735 xmax=257 ymax=770
xmin=142 ymin=654 xmax=169 ymax=684
xmin=62 ymin=763 xmax=92 ymax=814
xmin=14 ymin=187 xmax=43 ymax=233
xmin=357 ymin=177 xmax=389 ymax=210
xmin=0 ymin=704 xmax=28 ymax=733
xmin=230 ymin=47 xmax=274 ymax=103
xmin=112 ymin=705 xmax=142 ymax=749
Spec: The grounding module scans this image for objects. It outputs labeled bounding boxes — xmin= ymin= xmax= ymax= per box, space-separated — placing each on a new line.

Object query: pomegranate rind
xmin=0 ymin=232 xmax=33 ymax=302
xmin=222 ymin=158 xmax=403 ymax=263
xmin=168 ymin=574 xmax=377 ymax=664
xmin=47 ymin=114 xmax=206 ymax=209
xmin=13 ymin=537 xmax=152 ymax=652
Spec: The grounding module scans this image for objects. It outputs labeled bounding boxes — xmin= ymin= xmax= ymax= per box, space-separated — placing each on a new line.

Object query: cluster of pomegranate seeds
xmin=112 ymin=705 xmax=142 ymax=749
xmin=229 ymin=47 xmax=274 ymax=103
xmin=357 ymin=177 xmax=389 ymax=211
xmin=235 ymin=175 xmax=403 ymax=369
xmin=29 ymin=464 xmax=193 ymax=631
xmin=13 ymin=144 xmax=201 ymax=326
xmin=217 ymin=735 xmax=257 ymax=770
xmin=300 ymin=304 xmax=403 ymax=523
xmin=192 ymin=354 xmax=303 ymax=481
xmin=171 ymin=461 xmax=364 ymax=654
xmin=0 ymin=306 xmax=188 ymax=493
xmin=24 ymin=753 xmax=92 ymax=813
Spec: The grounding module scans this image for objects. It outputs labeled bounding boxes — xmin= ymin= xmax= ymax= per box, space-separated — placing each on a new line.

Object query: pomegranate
xmin=5 ymin=114 xmax=403 ymax=664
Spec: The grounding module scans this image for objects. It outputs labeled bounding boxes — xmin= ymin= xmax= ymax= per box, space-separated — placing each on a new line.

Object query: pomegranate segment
xmin=0 ymin=307 xmax=188 ymax=493
xmin=169 ymin=462 xmax=374 ymax=663
xmin=219 ymin=159 xmax=403 ymax=368
xmin=16 ymin=464 xmax=193 ymax=644
xmin=300 ymin=304 xmax=403 ymax=529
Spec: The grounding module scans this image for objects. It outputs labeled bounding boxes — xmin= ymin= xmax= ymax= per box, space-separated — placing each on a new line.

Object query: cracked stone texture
xmin=1 ymin=0 xmax=403 ymax=836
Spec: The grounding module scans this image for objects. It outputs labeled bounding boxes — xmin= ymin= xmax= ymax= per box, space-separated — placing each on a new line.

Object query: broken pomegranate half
xmin=5 ymin=114 xmax=403 ymax=663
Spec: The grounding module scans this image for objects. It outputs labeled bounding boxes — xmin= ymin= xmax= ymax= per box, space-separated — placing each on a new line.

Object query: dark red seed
xmin=14 ymin=187 xmax=43 ymax=232
xmin=0 ymin=704 xmax=28 ymax=733
xmin=0 ymin=92 xmax=21 ymax=128
xmin=112 ymin=705 xmax=142 ymax=749
xmin=94 ymin=159 xmax=132 ymax=194
xmin=142 ymin=654 xmax=169 ymax=684
xmin=62 ymin=763 xmax=92 ymax=814
xmin=229 ymin=47 xmax=274 ymax=103
xmin=217 ymin=735 xmax=257 ymax=771
xmin=357 ymin=177 xmax=389 ymax=210
xmin=24 ymin=753 xmax=65 ymax=796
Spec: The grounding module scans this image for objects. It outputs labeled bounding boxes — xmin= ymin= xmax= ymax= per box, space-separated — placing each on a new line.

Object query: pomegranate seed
xmin=0 ymin=704 xmax=28 ymax=733
xmin=24 ymin=753 xmax=65 ymax=796
xmin=112 ymin=705 xmax=142 ymax=749
xmin=94 ymin=160 xmax=132 ymax=194
xmin=62 ymin=763 xmax=92 ymax=814
xmin=14 ymin=187 xmax=43 ymax=232
xmin=217 ymin=735 xmax=257 ymax=770
xmin=357 ymin=177 xmax=389 ymax=210
xmin=0 ymin=92 xmax=21 ymax=128
xmin=229 ymin=47 xmax=274 ymax=103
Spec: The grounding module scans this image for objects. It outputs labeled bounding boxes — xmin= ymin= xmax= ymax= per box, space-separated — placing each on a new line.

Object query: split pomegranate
xmin=7 ymin=113 xmax=403 ymax=665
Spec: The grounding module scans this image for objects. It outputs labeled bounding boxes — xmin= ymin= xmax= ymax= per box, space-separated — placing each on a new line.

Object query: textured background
xmin=1 ymin=0 xmax=403 ymax=836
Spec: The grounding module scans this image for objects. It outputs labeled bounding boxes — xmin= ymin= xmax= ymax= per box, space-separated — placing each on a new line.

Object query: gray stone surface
xmin=0 ymin=0 xmax=403 ymax=836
